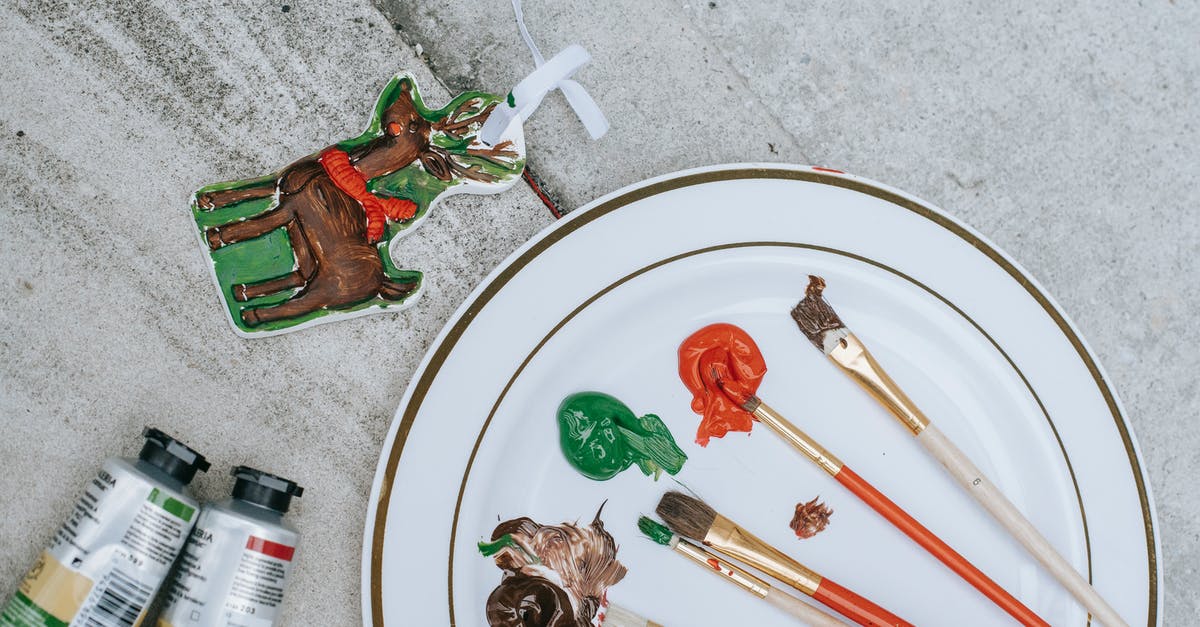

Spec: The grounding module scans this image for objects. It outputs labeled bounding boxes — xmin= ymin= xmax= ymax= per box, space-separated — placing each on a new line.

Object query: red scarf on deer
xmin=319 ymin=147 xmax=417 ymax=243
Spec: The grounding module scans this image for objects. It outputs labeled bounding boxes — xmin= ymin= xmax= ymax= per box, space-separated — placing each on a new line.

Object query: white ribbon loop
xmin=479 ymin=1 xmax=609 ymax=146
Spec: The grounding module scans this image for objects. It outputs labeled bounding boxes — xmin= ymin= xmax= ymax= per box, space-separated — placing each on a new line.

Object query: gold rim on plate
xmin=368 ymin=167 xmax=1156 ymax=626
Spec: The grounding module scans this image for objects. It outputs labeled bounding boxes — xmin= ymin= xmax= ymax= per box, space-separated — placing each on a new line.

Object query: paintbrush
xmin=656 ymin=491 xmax=912 ymax=627
xmin=791 ymin=275 xmax=1127 ymax=627
xmin=638 ymin=516 xmax=848 ymax=626
xmin=707 ymin=368 xmax=1048 ymax=626
xmin=601 ymin=602 xmax=663 ymax=627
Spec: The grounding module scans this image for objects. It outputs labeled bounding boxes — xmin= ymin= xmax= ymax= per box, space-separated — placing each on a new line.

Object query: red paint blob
xmin=678 ymin=323 xmax=767 ymax=446
xmin=707 ymin=557 xmax=721 ymax=571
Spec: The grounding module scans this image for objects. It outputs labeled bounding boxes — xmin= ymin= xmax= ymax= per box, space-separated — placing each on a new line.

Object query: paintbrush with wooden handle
xmin=656 ymin=491 xmax=912 ymax=627
xmin=681 ymin=323 xmax=1045 ymax=624
xmin=638 ymin=516 xmax=848 ymax=626
xmin=601 ymin=602 xmax=663 ymax=627
xmin=706 ymin=367 xmax=1048 ymax=626
xmin=790 ymin=275 xmax=1127 ymax=627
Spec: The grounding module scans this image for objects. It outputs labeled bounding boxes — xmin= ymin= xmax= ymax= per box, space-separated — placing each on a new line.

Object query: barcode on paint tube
xmin=82 ymin=569 xmax=153 ymax=627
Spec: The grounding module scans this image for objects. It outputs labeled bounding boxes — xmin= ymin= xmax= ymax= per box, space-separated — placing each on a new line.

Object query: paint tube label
xmin=156 ymin=508 xmax=296 ymax=627
xmin=0 ymin=459 xmax=197 ymax=627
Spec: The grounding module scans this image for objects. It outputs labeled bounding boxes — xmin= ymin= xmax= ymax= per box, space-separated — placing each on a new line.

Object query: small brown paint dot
xmin=16 ymin=130 xmax=24 ymax=137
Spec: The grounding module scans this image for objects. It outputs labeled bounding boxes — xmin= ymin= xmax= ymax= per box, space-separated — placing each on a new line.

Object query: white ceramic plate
xmin=361 ymin=165 xmax=1160 ymax=626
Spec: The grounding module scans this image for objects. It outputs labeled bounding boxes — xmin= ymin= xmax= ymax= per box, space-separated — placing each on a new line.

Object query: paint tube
xmin=155 ymin=466 xmax=303 ymax=627
xmin=0 ymin=428 xmax=210 ymax=627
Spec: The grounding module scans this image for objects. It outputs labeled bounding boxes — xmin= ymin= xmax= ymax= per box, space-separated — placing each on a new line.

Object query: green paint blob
xmin=637 ymin=516 xmax=674 ymax=546
xmin=557 ymin=392 xmax=687 ymax=481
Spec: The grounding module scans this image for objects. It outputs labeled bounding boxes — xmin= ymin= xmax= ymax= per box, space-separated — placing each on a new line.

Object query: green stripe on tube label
xmin=0 ymin=591 xmax=70 ymax=627
xmin=147 ymin=488 xmax=195 ymax=522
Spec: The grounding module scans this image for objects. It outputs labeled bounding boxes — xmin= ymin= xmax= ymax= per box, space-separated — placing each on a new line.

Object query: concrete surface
xmin=0 ymin=0 xmax=549 ymax=623
xmin=1 ymin=0 xmax=1197 ymax=624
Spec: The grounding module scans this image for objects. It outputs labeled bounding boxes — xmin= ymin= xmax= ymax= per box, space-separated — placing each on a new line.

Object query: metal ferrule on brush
xmin=792 ymin=275 xmax=929 ymax=435
xmin=742 ymin=396 xmax=844 ymax=476
xmin=703 ymin=514 xmax=823 ymax=596
xmin=826 ymin=333 xmax=930 ymax=435
xmin=671 ymin=536 xmax=771 ymax=598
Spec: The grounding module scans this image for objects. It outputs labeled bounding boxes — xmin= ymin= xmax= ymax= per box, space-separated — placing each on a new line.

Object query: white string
xmin=479 ymin=0 xmax=609 ymax=145
xmin=512 ymin=0 xmax=545 ymax=65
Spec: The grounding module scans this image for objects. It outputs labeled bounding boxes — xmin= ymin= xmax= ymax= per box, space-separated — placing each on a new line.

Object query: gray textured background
xmin=1 ymin=0 xmax=1195 ymax=624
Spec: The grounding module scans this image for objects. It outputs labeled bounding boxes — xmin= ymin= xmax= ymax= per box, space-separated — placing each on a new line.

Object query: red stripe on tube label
xmin=246 ymin=536 xmax=295 ymax=561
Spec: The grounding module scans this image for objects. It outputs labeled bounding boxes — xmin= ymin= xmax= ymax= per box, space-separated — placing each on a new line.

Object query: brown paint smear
xmin=484 ymin=507 xmax=626 ymax=627
xmin=790 ymin=497 xmax=834 ymax=539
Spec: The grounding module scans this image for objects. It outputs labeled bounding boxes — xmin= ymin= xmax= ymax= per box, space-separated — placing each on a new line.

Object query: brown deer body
xmin=196 ymin=82 xmax=512 ymax=327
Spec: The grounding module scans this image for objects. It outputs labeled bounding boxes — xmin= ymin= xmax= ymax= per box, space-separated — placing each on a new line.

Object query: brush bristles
xmin=656 ymin=491 xmax=716 ymax=541
xmin=637 ymin=516 xmax=675 ymax=546
xmin=790 ymin=275 xmax=846 ymax=350
xmin=708 ymin=366 xmax=761 ymax=412
xmin=602 ymin=602 xmax=648 ymax=627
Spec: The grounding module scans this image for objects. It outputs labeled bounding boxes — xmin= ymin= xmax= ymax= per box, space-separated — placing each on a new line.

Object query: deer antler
xmin=447 ymin=160 xmax=501 ymax=183
xmin=423 ymin=145 xmax=508 ymax=184
xmin=464 ymin=140 xmax=519 ymax=167
xmin=448 ymin=98 xmax=482 ymax=123
xmin=423 ymin=96 xmax=519 ymax=183
xmin=433 ymin=101 xmax=499 ymax=139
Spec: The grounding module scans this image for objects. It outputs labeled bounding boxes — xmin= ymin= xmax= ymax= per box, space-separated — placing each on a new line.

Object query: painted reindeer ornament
xmin=191 ymin=75 xmax=525 ymax=336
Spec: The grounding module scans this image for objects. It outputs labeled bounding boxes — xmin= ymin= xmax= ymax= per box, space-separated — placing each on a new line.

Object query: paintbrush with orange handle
xmin=709 ymin=368 xmax=1048 ymax=627
xmin=791 ymin=275 xmax=1127 ymax=627
xmin=679 ymin=323 xmax=1047 ymax=625
xmin=638 ymin=516 xmax=848 ymax=626
xmin=657 ymin=491 xmax=912 ymax=627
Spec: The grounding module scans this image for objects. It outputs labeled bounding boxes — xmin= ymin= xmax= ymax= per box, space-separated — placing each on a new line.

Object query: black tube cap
xmin=231 ymin=466 xmax=304 ymax=514
xmin=139 ymin=428 xmax=210 ymax=485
